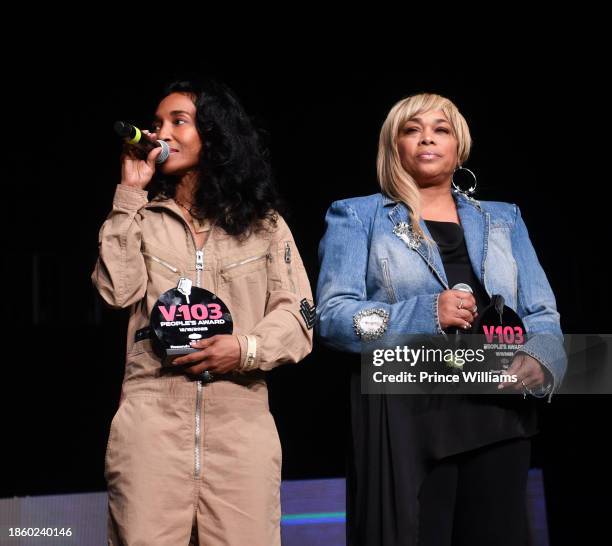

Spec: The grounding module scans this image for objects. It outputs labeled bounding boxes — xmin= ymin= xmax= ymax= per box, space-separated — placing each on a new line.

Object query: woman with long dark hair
xmin=93 ymin=79 xmax=313 ymax=545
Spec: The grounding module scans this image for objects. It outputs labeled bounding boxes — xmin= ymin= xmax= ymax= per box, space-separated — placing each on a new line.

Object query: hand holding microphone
xmin=114 ymin=121 xmax=170 ymax=163
xmin=438 ymin=283 xmax=478 ymax=331
xmin=114 ymin=121 xmax=170 ymax=190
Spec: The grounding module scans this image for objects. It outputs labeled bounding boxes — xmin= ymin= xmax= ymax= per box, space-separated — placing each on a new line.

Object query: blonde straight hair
xmin=376 ymin=93 xmax=472 ymax=242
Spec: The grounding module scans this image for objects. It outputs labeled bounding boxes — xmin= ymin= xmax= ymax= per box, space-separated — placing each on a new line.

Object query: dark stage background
xmin=3 ymin=52 xmax=609 ymax=545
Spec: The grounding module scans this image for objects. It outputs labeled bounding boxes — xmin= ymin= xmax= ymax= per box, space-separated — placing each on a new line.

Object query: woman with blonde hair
xmin=316 ymin=93 xmax=565 ymax=545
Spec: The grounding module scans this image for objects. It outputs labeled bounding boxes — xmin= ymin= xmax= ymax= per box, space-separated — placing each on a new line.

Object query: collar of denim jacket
xmin=381 ymin=190 xmax=481 ymax=211
xmin=383 ymin=191 xmax=488 ymax=289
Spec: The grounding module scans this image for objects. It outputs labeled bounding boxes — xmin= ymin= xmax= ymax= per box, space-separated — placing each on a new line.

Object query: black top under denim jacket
xmin=423 ymin=218 xmax=538 ymax=435
xmin=346 ymin=219 xmax=538 ymax=546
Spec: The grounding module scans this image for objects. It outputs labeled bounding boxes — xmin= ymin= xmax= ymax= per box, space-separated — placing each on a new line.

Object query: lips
xmin=417 ymin=152 xmax=440 ymax=159
xmin=170 ymin=148 xmax=179 ymax=153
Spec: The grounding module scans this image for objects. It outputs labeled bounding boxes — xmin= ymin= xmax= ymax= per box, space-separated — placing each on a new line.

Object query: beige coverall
xmin=92 ymin=185 xmax=314 ymax=545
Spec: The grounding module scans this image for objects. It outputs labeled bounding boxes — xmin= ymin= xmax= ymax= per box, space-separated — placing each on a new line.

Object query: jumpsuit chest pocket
xmin=219 ymin=251 xmax=271 ymax=283
xmin=142 ymin=243 xmax=185 ymax=282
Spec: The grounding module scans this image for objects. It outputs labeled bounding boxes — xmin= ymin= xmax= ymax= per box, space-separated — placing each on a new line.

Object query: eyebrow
xmin=406 ymin=117 xmax=450 ymax=125
xmin=153 ymin=110 xmax=193 ymax=120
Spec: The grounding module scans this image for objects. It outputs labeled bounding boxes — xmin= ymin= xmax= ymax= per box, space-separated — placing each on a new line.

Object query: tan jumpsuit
xmin=93 ymin=185 xmax=314 ymax=545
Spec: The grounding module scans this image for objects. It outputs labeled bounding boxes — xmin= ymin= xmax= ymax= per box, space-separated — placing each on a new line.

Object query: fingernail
xmin=190 ymin=340 xmax=197 ymax=346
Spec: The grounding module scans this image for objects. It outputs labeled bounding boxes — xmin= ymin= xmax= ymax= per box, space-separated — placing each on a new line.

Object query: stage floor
xmin=0 ymin=473 xmax=548 ymax=545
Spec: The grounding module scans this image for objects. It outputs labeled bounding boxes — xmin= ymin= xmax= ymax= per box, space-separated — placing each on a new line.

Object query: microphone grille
xmin=155 ymin=141 xmax=170 ymax=164
xmin=451 ymin=283 xmax=473 ymax=293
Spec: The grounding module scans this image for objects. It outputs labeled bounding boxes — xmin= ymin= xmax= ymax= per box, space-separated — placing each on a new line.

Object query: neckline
xmin=424 ymin=219 xmax=461 ymax=226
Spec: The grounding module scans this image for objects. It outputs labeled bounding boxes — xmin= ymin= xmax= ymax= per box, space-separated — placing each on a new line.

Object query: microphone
xmin=452 ymin=283 xmax=473 ymax=295
xmin=451 ymin=283 xmax=474 ymax=339
xmin=114 ymin=121 xmax=170 ymax=164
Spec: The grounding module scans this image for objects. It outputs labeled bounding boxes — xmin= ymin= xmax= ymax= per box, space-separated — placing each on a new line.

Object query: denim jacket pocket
xmin=380 ymin=258 xmax=398 ymax=303
xmin=487 ymin=227 xmax=519 ymax=309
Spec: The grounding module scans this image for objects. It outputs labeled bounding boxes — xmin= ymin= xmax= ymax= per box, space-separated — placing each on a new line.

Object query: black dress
xmin=346 ymin=220 xmax=538 ymax=546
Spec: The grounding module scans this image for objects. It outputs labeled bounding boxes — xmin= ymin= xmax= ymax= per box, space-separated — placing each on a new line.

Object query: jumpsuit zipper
xmin=194 ymin=248 xmax=204 ymax=478
xmin=148 ymin=202 xmax=210 ymax=479
xmin=284 ymin=241 xmax=296 ymax=293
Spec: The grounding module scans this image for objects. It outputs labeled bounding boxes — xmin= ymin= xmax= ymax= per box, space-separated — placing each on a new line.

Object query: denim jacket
xmin=316 ymin=191 xmax=566 ymax=402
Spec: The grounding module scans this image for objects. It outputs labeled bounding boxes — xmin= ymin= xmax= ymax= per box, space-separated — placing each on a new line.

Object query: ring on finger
xmin=200 ymin=370 xmax=214 ymax=382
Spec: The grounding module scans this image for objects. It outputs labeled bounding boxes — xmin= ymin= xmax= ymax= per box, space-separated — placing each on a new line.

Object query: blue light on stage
xmin=282 ymin=511 xmax=346 ymax=525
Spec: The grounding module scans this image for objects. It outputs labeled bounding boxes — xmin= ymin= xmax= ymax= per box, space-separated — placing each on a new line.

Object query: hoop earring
xmin=452 ymin=166 xmax=477 ymax=195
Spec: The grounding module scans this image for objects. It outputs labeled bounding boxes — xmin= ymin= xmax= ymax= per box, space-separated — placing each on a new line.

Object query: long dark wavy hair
xmin=148 ymin=79 xmax=284 ymax=238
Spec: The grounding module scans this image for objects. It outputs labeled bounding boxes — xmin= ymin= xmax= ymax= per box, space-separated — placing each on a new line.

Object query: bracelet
xmin=240 ymin=335 xmax=257 ymax=372
xmin=522 ymin=381 xmax=553 ymax=399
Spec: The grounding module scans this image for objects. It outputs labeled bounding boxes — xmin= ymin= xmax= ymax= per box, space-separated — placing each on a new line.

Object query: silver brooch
xmin=393 ymin=221 xmax=422 ymax=250
xmin=353 ymin=308 xmax=390 ymax=341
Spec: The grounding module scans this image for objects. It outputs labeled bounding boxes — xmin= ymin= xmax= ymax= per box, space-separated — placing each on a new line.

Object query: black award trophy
xmin=464 ymin=294 xmax=527 ymax=393
xmin=150 ymin=277 xmax=233 ymax=365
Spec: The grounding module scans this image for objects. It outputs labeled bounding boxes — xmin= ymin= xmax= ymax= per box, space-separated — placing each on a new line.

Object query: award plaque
xmin=150 ymin=277 xmax=233 ymax=364
xmin=469 ymin=294 xmax=526 ymax=374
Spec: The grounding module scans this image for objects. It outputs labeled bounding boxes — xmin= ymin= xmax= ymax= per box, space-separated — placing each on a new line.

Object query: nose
xmin=156 ymin=121 xmax=173 ymax=141
xmin=420 ymin=130 xmax=434 ymax=145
